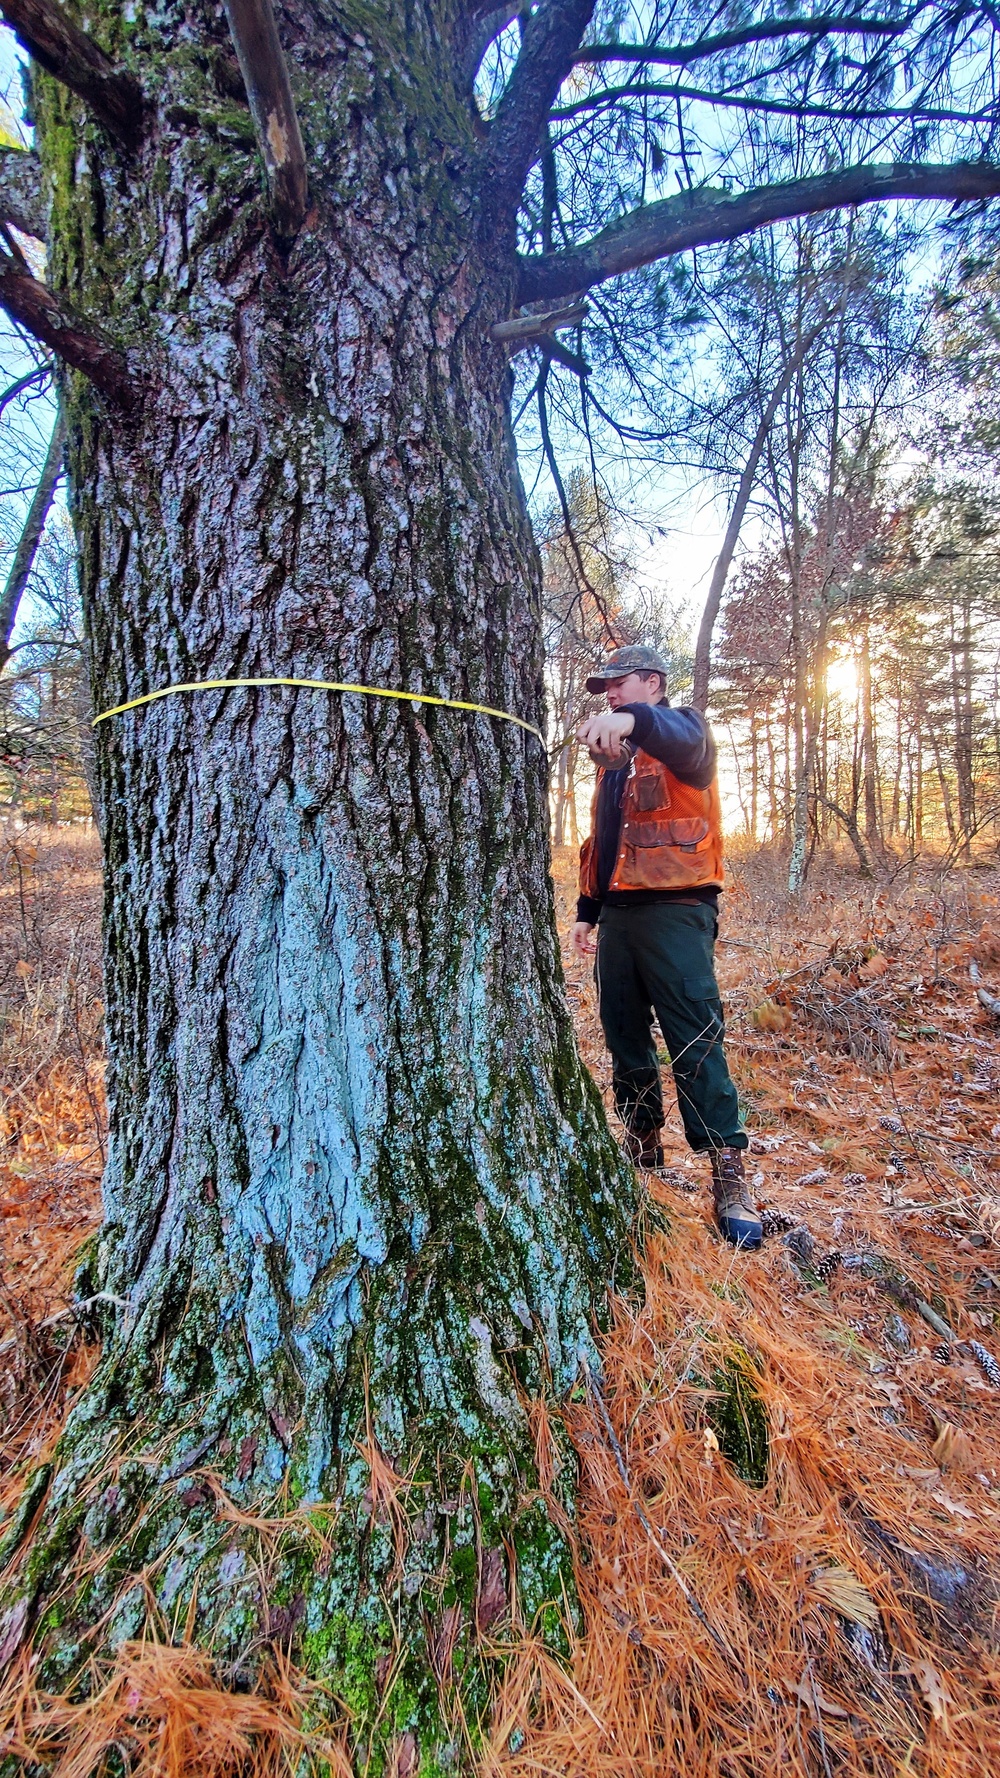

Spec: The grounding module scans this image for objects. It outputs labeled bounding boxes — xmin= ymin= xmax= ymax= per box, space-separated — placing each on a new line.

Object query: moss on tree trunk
xmin=0 ymin=2 xmax=637 ymax=1768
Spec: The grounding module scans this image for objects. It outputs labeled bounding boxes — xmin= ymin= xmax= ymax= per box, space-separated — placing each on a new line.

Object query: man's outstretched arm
xmin=622 ymin=703 xmax=717 ymax=787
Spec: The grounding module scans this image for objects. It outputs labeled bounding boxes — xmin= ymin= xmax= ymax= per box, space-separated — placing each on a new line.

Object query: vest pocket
xmin=622 ymin=817 xmax=711 ymax=851
xmin=665 ymin=817 xmax=711 ymax=851
xmin=634 ymin=774 xmax=667 ymax=812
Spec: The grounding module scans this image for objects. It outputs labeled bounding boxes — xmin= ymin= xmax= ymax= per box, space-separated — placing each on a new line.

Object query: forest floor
xmin=1 ymin=825 xmax=1000 ymax=1775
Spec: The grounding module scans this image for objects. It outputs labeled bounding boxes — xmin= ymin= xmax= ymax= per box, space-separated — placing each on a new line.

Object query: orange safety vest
xmin=579 ymin=749 xmax=724 ymax=897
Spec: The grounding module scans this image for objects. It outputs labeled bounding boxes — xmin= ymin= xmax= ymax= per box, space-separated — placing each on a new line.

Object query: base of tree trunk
xmin=1 ymin=1154 xmax=641 ymax=1772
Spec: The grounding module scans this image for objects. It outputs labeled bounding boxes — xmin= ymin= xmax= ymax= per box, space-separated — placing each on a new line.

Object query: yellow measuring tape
xmin=92 ymin=676 xmax=547 ymax=748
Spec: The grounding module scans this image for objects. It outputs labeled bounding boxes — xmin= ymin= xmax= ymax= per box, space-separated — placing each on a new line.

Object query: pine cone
xmin=761 ymin=1208 xmax=796 ymax=1239
xmin=965 ymin=1340 xmax=1000 ymax=1388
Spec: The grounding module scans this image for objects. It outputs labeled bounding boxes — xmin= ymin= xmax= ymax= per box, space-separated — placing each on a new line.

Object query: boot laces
xmin=712 ymin=1149 xmax=752 ymax=1211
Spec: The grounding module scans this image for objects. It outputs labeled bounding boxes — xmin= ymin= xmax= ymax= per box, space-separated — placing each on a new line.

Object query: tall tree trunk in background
xmin=782 ymin=697 xmax=794 ymax=844
xmin=788 ymin=568 xmax=809 ymax=892
xmin=691 ymin=352 xmax=809 ymax=712
xmin=0 ymin=408 xmax=65 ymax=670
xmin=7 ymin=11 xmax=636 ymax=1760
xmin=553 ymin=743 xmax=569 ymax=846
xmin=817 ymin=694 xmax=829 ymax=838
xmin=890 ymin=665 xmax=903 ymax=840
xmin=692 ymin=319 xmax=829 ymax=714
xmin=949 ymin=587 xmax=976 ymax=855
xmin=930 ymin=726 xmax=958 ymax=845
xmin=861 ymin=627 xmax=879 ymax=847
xmin=765 ymin=709 xmax=780 ymax=840
xmin=788 ymin=589 xmax=833 ymax=893
xmin=567 ymin=743 xmax=580 ymax=847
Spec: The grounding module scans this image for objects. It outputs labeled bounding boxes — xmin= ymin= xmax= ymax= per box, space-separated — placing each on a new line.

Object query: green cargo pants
xmin=595 ymin=901 xmax=747 ymax=1154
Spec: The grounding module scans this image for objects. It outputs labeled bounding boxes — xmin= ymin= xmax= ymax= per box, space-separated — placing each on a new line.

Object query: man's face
xmin=605 ymin=670 xmax=661 ymax=709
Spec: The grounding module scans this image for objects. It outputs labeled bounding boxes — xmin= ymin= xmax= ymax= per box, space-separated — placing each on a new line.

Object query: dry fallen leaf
xmin=789 ymin=1676 xmax=850 ymax=1719
xmin=872 ymin=1378 xmax=904 ymax=1411
xmin=906 ymin=1658 xmax=953 ymax=1733
xmin=930 ymin=1489 xmax=976 ymax=1520
xmin=476 ymin=1547 xmax=507 ymax=1634
xmin=930 ymin=1420 xmax=976 ymax=1473
xmin=859 ymin=950 xmax=890 ymax=981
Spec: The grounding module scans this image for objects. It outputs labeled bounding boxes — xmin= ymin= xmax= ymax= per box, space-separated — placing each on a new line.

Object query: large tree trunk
xmin=6 ymin=12 xmax=636 ymax=1765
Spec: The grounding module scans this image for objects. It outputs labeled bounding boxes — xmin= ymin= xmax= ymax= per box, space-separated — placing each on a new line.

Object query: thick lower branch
xmin=0 ymin=0 xmax=142 ymax=147
xmin=480 ymin=0 xmax=593 ymax=236
xmin=518 ymin=160 xmax=1000 ymax=302
xmin=0 ymin=257 xmax=135 ymax=407
xmin=0 ymin=147 xmax=44 ymax=239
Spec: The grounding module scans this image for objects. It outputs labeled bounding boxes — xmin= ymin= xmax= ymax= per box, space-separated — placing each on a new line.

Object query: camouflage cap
xmin=586 ymin=644 xmax=670 ymax=693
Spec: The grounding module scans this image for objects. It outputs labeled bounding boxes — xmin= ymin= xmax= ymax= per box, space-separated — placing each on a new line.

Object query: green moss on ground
xmin=707 ymin=1347 xmax=770 ymax=1488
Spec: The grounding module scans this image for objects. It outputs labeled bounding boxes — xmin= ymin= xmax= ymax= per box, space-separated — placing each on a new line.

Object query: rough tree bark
xmin=0 ymin=6 xmax=636 ymax=1766
xmin=4 ymin=0 xmax=1000 ymax=1764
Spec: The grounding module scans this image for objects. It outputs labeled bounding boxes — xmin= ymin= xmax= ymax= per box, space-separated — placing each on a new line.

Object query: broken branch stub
xmin=489 ymin=299 xmax=588 ymax=344
xmin=221 ymin=0 xmax=308 ymax=241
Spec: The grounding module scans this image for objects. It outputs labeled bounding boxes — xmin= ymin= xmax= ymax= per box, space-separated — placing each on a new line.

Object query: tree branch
xmin=0 ymin=256 xmax=134 ymax=407
xmin=222 ymin=0 xmax=308 ymax=240
xmin=0 ymin=148 xmax=44 ymax=238
xmin=460 ymin=0 xmax=520 ymax=85
xmin=537 ymin=364 xmax=615 ymax=639
xmin=0 ymin=0 xmax=142 ymax=147
xmin=573 ymin=10 xmax=921 ymax=68
xmin=0 ymin=405 xmax=65 ymax=670
xmin=480 ymin=0 xmax=594 ymax=235
xmin=550 ymin=79 xmax=988 ymax=126
xmin=0 ymin=366 xmax=48 ymax=420
xmin=538 ymin=335 xmax=589 ymax=375
xmin=519 ymin=161 xmax=1000 ymax=303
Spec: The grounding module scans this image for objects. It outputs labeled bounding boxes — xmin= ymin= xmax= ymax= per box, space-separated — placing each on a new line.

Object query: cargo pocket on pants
xmin=684 ymin=975 xmax=718 ymax=1000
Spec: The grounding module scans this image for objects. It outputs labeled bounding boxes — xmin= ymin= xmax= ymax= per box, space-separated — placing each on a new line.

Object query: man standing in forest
xmin=572 ymin=646 xmax=761 ymax=1249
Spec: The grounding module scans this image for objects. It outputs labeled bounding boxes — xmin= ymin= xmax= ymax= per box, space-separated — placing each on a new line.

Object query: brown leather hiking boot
xmin=622 ymin=1126 xmax=665 ymax=1172
xmin=709 ymin=1148 xmax=762 ymax=1249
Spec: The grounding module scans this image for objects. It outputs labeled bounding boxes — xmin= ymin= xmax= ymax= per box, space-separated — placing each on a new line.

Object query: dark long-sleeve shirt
xmin=576 ymin=701 xmax=719 ymax=924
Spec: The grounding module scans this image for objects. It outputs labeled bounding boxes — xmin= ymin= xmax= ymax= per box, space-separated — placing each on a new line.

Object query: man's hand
xmin=572 ymin=921 xmax=597 ymax=957
xmin=576 ymin=709 xmax=635 ymax=758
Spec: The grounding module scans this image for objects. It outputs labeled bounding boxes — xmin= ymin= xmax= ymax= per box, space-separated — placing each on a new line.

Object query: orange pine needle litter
xmin=2 ymin=831 xmax=1000 ymax=1776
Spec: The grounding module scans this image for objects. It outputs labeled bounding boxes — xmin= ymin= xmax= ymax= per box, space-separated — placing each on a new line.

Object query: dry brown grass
xmin=0 ymin=824 xmax=104 ymax=1514
xmin=3 ymin=830 xmax=1000 ymax=1774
